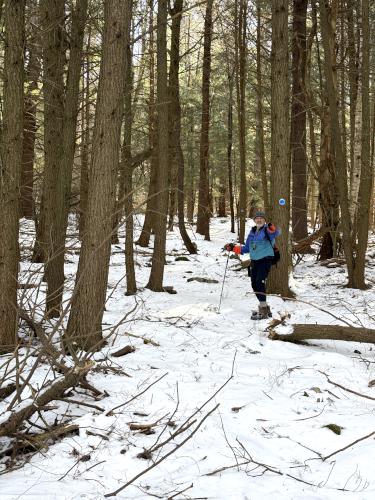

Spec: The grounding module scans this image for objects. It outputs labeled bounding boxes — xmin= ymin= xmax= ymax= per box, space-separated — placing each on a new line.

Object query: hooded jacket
xmin=240 ymin=224 xmax=280 ymax=261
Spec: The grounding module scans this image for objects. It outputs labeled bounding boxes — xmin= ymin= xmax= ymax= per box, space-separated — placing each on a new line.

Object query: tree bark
xmin=0 ymin=0 xmax=25 ymax=352
xmin=267 ymin=0 xmax=292 ymax=297
xmin=79 ymin=29 xmax=91 ymax=239
xmin=196 ymin=0 xmax=214 ymax=240
xmin=291 ymin=0 xmax=308 ymax=241
xmin=146 ymin=0 xmax=169 ymax=291
xmin=235 ymin=0 xmax=247 ymax=244
xmin=21 ymin=15 xmax=41 ymax=220
xmin=65 ymin=0 xmax=131 ymax=351
xmin=122 ymin=0 xmax=137 ymax=295
xmin=39 ymin=0 xmax=66 ymax=318
xmin=270 ymin=324 xmax=375 ymax=344
xmin=137 ymin=0 xmax=157 ymax=248
xmin=256 ymin=1 xmax=269 ymax=216
xmin=227 ymin=69 xmax=235 ymax=233
xmin=352 ymin=0 xmax=371 ymax=289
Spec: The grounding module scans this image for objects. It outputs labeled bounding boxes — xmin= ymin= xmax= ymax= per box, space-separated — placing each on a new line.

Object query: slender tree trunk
xmin=121 ymin=1 xmax=137 ymax=294
xmin=137 ymin=0 xmax=157 ymax=247
xmin=196 ymin=0 xmax=214 ymax=240
xmin=236 ymin=0 xmax=247 ymax=244
xmin=57 ymin=0 xmax=88 ymax=283
xmin=352 ymin=0 xmax=371 ymax=288
xmin=227 ymin=70 xmax=235 ymax=233
xmin=79 ymin=30 xmax=91 ymax=239
xmin=39 ymin=0 xmax=66 ymax=318
xmin=65 ymin=0 xmax=131 ymax=351
xmin=346 ymin=0 xmax=359 ymax=210
xmin=256 ymin=1 xmax=269 ymax=216
xmin=146 ymin=0 xmax=169 ymax=291
xmin=0 ymin=0 xmax=25 ymax=352
xmin=267 ymin=0 xmax=292 ymax=297
xmin=291 ymin=0 xmax=308 ymax=241
xmin=318 ymin=107 xmax=339 ymax=260
xmin=168 ymin=0 xmax=197 ymax=254
xmin=21 ymin=19 xmax=41 ymax=220
xmin=319 ymin=0 xmax=355 ymax=285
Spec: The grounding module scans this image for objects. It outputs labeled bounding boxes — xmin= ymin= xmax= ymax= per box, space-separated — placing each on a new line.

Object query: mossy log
xmin=269 ymin=324 xmax=375 ymax=344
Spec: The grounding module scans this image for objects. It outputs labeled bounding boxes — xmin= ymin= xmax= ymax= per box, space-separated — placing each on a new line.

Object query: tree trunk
xmin=0 ymin=0 xmax=25 ymax=352
xmin=196 ymin=0 xmax=213 ymax=240
xmin=137 ymin=0 xmax=157 ymax=248
xmin=146 ymin=0 xmax=169 ymax=291
xmin=352 ymin=0 xmax=371 ymax=289
xmin=267 ymin=0 xmax=292 ymax=297
xmin=227 ymin=70 xmax=235 ymax=233
xmin=318 ymin=107 xmax=339 ymax=260
xmin=236 ymin=0 xmax=247 ymax=244
xmin=79 ymin=30 xmax=91 ymax=239
xmin=65 ymin=0 xmax=131 ymax=351
xmin=319 ymin=0 xmax=355 ymax=285
xmin=39 ymin=0 xmax=66 ymax=318
xmin=21 ymin=18 xmax=41 ymax=220
xmin=346 ymin=0 xmax=359 ymax=213
xmin=168 ymin=0 xmax=197 ymax=254
xmin=122 ymin=1 xmax=137 ymax=295
xmin=291 ymin=0 xmax=308 ymax=241
xmin=270 ymin=324 xmax=375 ymax=344
xmin=56 ymin=0 xmax=88 ymax=292
xmin=256 ymin=1 xmax=269 ymax=216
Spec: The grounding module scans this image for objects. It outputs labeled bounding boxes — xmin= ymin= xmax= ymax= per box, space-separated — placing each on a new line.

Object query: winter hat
xmin=254 ymin=211 xmax=266 ymax=220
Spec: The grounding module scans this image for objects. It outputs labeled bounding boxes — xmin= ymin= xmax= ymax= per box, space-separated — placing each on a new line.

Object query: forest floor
xmin=1 ymin=218 xmax=375 ymax=499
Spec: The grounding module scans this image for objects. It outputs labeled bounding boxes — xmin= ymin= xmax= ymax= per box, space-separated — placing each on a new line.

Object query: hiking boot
xmin=251 ymin=304 xmax=271 ymax=320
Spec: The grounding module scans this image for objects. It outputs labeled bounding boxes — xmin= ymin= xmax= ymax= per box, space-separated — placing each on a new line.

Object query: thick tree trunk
xmin=0 ymin=0 xmax=25 ymax=352
xmin=146 ymin=0 xmax=169 ymax=291
xmin=65 ymin=0 xmax=131 ymax=351
xmin=196 ymin=0 xmax=213 ymax=240
xmin=291 ymin=0 xmax=308 ymax=241
xmin=168 ymin=0 xmax=196 ymax=254
xmin=267 ymin=0 xmax=292 ymax=297
xmin=39 ymin=0 xmax=66 ymax=318
xmin=270 ymin=324 xmax=375 ymax=344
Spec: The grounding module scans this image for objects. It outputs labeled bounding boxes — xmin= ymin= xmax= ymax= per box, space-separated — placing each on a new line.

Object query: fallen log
xmin=269 ymin=324 xmax=375 ymax=344
xmin=0 ymin=362 xmax=92 ymax=437
xmin=292 ymin=227 xmax=329 ymax=254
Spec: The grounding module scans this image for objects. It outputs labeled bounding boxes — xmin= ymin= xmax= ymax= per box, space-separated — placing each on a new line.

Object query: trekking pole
xmin=217 ymin=252 xmax=230 ymax=313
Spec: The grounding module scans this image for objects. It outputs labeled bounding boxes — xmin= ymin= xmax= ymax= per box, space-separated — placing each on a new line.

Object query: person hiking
xmin=226 ymin=211 xmax=281 ymax=320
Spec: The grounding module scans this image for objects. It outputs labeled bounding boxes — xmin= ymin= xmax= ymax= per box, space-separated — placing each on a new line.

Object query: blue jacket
xmin=241 ymin=224 xmax=281 ymax=261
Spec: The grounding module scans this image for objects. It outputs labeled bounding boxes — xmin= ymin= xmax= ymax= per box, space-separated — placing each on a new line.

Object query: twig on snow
xmin=319 ymin=370 xmax=375 ymax=401
xmin=104 ymin=404 xmax=220 ymax=497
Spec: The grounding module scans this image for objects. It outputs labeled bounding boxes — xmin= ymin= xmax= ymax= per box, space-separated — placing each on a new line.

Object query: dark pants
xmin=250 ymin=258 xmax=272 ymax=303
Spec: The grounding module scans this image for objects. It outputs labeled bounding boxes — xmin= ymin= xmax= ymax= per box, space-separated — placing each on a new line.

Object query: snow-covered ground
xmin=1 ymin=218 xmax=375 ymax=499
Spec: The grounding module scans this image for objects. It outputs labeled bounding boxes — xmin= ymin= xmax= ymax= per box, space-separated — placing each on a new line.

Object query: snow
xmin=1 ymin=217 xmax=375 ymax=499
